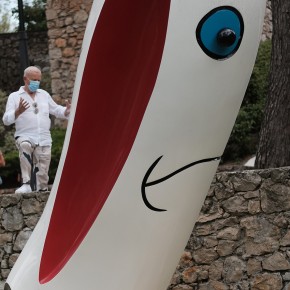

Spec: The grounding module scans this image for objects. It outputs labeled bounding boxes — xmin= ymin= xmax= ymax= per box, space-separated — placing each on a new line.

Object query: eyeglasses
xmin=32 ymin=102 xmax=39 ymax=114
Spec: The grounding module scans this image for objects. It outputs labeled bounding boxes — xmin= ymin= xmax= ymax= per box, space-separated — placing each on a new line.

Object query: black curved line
xmin=142 ymin=156 xmax=221 ymax=212
xmin=141 ymin=156 xmax=166 ymax=212
xmin=147 ymin=156 xmax=221 ymax=186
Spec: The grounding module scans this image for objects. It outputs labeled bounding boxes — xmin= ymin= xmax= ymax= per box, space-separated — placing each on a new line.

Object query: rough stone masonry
xmin=1 ymin=167 xmax=290 ymax=289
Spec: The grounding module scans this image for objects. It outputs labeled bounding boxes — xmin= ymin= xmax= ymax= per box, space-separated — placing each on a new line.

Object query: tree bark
xmin=255 ymin=0 xmax=290 ymax=169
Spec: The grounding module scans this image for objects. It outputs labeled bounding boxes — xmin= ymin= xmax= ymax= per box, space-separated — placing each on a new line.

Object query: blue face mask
xmin=28 ymin=80 xmax=40 ymax=92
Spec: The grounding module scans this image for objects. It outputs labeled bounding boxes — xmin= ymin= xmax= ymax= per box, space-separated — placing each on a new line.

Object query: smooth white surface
xmin=6 ymin=0 xmax=266 ymax=289
xmin=245 ymin=156 xmax=256 ymax=167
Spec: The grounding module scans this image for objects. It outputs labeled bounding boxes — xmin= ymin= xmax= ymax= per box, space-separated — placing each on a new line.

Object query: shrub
xmin=49 ymin=128 xmax=66 ymax=183
xmin=0 ymin=90 xmax=18 ymax=187
xmin=222 ymin=40 xmax=271 ymax=162
xmin=0 ymin=127 xmax=66 ymax=188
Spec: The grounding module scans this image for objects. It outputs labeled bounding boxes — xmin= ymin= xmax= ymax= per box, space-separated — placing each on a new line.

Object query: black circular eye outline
xmin=196 ymin=6 xmax=244 ymax=60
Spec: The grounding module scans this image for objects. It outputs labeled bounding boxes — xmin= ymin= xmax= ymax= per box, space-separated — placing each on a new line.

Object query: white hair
xmin=24 ymin=66 xmax=41 ymax=77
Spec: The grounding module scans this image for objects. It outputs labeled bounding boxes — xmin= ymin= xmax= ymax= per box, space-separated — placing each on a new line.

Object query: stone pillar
xmin=46 ymin=0 xmax=93 ymax=109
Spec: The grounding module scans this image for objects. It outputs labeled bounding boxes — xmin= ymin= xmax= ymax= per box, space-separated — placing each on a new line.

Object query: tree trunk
xmin=255 ymin=0 xmax=290 ymax=169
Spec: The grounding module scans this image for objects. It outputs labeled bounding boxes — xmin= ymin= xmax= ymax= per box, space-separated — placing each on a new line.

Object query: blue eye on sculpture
xmin=196 ymin=6 xmax=244 ymax=60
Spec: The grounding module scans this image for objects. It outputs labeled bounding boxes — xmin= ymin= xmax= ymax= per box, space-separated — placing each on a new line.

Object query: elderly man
xmin=2 ymin=66 xmax=71 ymax=193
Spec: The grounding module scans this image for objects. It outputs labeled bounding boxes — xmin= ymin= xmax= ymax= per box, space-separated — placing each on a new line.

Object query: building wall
xmin=1 ymin=167 xmax=290 ymax=290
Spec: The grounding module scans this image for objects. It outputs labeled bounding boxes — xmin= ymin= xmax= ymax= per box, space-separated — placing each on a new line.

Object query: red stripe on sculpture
xmin=39 ymin=0 xmax=171 ymax=284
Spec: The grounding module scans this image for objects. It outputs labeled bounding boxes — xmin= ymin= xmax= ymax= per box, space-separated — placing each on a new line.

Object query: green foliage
xmin=13 ymin=0 xmax=47 ymax=32
xmin=0 ymin=90 xmax=19 ymax=187
xmin=49 ymin=128 xmax=66 ymax=183
xmin=0 ymin=151 xmax=21 ymax=188
xmin=0 ymin=0 xmax=12 ymax=32
xmin=0 ymin=128 xmax=66 ymax=188
xmin=0 ymin=91 xmax=15 ymax=151
xmin=0 ymin=13 xmax=11 ymax=33
xmin=222 ymin=40 xmax=272 ymax=162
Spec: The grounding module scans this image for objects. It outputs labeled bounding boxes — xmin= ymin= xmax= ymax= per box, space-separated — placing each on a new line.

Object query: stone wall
xmin=0 ymin=191 xmax=49 ymax=280
xmin=0 ymin=31 xmax=50 ymax=94
xmin=1 ymin=167 xmax=290 ymax=289
xmin=46 ymin=0 xmax=93 ymax=105
xmin=46 ymin=0 xmax=273 ymax=104
xmin=169 ymin=167 xmax=290 ymax=290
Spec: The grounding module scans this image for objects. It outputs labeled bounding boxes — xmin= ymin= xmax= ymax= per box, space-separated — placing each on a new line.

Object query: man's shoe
xmin=15 ymin=184 xmax=32 ymax=194
xmin=38 ymin=188 xmax=48 ymax=192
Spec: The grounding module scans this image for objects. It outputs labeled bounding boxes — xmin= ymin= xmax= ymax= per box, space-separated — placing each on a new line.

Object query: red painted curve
xmin=39 ymin=0 xmax=171 ymax=284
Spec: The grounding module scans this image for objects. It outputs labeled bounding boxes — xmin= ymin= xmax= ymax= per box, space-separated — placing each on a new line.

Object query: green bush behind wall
xmin=222 ymin=39 xmax=271 ymax=162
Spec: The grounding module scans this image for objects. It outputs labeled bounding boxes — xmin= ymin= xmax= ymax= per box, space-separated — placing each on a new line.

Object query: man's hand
xmin=64 ymin=99 xmax=71 ymax=117
xmin=15 ymin=98 xmax=30 ymax=119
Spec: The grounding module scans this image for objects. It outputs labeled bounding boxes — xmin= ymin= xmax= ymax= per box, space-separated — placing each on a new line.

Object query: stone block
xmin=251 ymin=273 xmax=282 ymax=290
xmin=262 ymin=252 xmax=290 ymax=271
